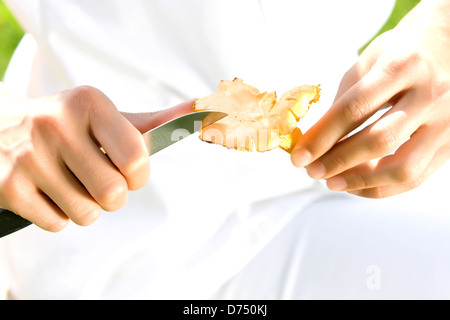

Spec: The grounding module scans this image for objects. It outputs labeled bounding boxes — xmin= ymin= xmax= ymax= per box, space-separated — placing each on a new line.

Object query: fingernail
xmin=306 ymin=162 xmax=326 ymax=179
xmin=326 ymin=176 xmax=347 ymax=191
xmin=291 ymin=149 xmax=313 ymax=168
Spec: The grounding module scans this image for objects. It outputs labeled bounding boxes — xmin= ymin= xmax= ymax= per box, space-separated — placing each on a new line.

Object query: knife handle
xmin=0 ymin=209 xmax=32 ymax=238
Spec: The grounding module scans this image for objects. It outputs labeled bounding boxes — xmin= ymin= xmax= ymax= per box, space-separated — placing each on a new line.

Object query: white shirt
xmin=0 ymin=0 xmax=398 ymax=299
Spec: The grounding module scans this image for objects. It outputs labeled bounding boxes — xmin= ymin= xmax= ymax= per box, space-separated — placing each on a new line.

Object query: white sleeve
xmin=3 ymin=0 xmax=41 ymax=36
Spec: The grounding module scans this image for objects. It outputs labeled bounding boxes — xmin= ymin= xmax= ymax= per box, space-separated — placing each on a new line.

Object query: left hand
xmin=291 ymin=0 xmax=450 ymax=198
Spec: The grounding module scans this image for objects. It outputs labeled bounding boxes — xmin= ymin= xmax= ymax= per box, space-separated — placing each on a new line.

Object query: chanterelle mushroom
xmin=193 ymin=78 xmax=320 ymax=153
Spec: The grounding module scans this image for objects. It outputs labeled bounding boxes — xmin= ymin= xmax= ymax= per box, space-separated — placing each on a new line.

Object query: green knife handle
xmin=0 ymin=209 xmax=32 ymax=237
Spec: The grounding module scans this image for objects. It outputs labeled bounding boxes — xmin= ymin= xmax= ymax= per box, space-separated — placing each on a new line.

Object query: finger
xmin=307 ymin=90 xmax=429 ymax=179
xmin=8 ymin=185 xmax=69 ymax=232
xmin=122 ymin=99 xmax=197 ymax=134
xmin=291 ymin=59 xmax=414 ymax=169
xmin=33 ymin=159 xmax=102 ymax=227
xmin=88 ymin=93 xmax=150 ymax=191
xmin=326 ymin=125 xmax=439 ymax=192
xmin=61 ymin=134 xmax=129 ymax=212
xmin=332 ymin=63 xmax=368 ymax=104
xmin=347 ymin=144 xmax=449 ymax=199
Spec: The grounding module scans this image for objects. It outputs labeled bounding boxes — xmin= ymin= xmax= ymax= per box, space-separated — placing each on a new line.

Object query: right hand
xmin=0 ymin=86 xmax=193 ymax=232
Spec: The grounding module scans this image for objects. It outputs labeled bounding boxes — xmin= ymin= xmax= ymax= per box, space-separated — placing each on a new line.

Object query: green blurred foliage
xmin=0 ymin=0 xmax=24 ymax=80
xmin=359 ymin=0 xmax=421 ymax=54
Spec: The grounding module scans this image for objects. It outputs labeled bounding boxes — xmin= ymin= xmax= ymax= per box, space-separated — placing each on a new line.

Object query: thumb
xmin=121 ymin=99 xmax=197 ymax=134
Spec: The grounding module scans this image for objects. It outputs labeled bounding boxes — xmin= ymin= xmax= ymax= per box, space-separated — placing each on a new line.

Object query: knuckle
xmin=73 ymin=206 xmax=101 ymax=227
xmin=400 ymin=50 xmax=425 ymax=70
xmin=393 ymin=161 xmax=421 ymax=184
xmin=66 ymin=86 xmax=102 ymax=106
xmin=43 ymin=217 xmax=70 ymax=233
xmin=30 ymin=110 xmax=63 ymax=139
xmin=340 ymin=93 xmax=370 ymax=123
xmin=27 ymin=113 xmax=71 ymax=152
xmin=18 ymin=149 xmax=39 ymax=173
xmin=121 ymin=149 xmax=147 ymax=176
xmin=403 ymin=50 xmax=424 ymax=69
xmin=382 ymin=57 xmax=410 ymax=78
xmin=15 ymin=142 xmax=50 ymax=178
xmin=121 ymin=152 xmax=150 ymax=190
xmin=63 ymin=86 xmax=108 ymax=115
xmin=381 ymin=49 xmax=429 ymax=81
xmin=327 ymin=152 xmax=348 ymax=172
xmin=97 ymin=179 xmax=128 ymax=212
xmin=368 ymin=128 xmax=399 ymax=155
xmin=354 ymin=172 xmax=371 ymax=189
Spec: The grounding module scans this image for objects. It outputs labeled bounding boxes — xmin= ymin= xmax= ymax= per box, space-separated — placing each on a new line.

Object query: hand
xmin=291 ymin=0 xmax=450 ymax=198
xmin=0 ymin=85 xmax=193 ymax=231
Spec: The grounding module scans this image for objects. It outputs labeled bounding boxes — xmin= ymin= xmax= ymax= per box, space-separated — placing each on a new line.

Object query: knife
xmin=0 ymin=111 xmax=227 ymax=238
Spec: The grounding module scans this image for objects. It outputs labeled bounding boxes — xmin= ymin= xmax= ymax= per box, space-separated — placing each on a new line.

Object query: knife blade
xmin=145 ymin=111 xmax=227 ymax=155
xmin=0 ymin=111 xmax=227 ymax=237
